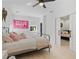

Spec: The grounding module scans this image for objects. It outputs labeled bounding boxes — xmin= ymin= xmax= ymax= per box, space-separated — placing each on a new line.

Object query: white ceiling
xmin=2 ymin=0 xmax=56 ymax=17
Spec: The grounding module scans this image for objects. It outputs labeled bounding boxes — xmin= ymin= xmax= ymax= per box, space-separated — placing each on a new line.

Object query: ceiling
xmin=2 ymin=0 xmax=56 ymax=17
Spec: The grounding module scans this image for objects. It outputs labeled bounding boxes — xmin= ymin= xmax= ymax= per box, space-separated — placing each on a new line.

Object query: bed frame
xmin=36 ymin=33 xmax=51 ymax=52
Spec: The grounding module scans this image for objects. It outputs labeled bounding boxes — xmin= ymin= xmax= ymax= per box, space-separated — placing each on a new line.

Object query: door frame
xmin=55 ymin=15 xmax=71 ymax=47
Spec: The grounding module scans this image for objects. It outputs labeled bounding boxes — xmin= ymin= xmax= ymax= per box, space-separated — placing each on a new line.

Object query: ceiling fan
xmin=33 ymin=0 xmax=55 ymax=8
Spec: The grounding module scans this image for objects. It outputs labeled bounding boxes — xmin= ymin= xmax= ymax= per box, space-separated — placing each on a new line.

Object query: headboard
xmin=2 ymin=27 xmax=9 ymax=35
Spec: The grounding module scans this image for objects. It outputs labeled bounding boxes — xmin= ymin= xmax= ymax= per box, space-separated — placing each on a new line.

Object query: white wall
xmin=70 ymin=13 xmax=76 ymax=52
xmin=2 ymin=7 xmax=42 ymax=36
xmin=61 ymin=20 xmax=70 ymax=30
xmin=61 ymin=16 xmax=70 ymax=30
xmin=9 ymin=15 xmax=42 ymax=36
xmin=3 ymin=0 xmax=43 ymax=36
xmin=53 ymin=0 xmax=75 ymax=17
xmin=43 ymin=12 xmax=56 ymax=46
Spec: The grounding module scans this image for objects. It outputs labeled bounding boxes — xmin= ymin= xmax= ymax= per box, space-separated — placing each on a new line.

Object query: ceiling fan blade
xmin=43 ymin=4 xmax=46 ymax=8
xmin=33 ymin=3 xmax=39 ymax=7
xmin=43 ymin=0 xmax=55 ymax=2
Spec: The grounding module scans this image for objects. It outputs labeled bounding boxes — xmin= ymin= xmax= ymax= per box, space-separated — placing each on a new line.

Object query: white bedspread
xmin=3 ymin=37 xmax=49 ymax=55
xmin=3 ymin=38 xmax=36 ymax=54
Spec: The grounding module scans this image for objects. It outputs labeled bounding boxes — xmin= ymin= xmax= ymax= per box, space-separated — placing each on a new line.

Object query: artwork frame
xmin=30 ymin=25 xmax=37 ymax=32
xmin=13 ymin=19 xmax=29 ymax=29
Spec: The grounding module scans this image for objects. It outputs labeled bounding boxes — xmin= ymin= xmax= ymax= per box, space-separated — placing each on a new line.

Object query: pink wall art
xmin=13 ymin=19 xmax=29 ymax=29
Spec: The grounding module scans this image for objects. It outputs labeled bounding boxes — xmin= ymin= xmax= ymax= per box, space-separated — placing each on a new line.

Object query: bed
xmin=3 ymin=35 xmax=50 ymax=56
xmin=2 ymin=27 xmax=51 ymax=56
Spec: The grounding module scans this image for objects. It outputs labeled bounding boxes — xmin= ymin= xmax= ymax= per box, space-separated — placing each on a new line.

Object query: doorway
xmin=60 ymin=15 xmax=71 ymax=47
xmin=55 ymin=15 xmax=71 ymax=48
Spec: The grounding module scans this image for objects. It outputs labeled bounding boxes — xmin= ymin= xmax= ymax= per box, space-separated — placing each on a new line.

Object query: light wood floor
xmin=16 ymin=47 xmax=75 ymax=59
xmin=61 ymin=39 xmax=69 ymax=47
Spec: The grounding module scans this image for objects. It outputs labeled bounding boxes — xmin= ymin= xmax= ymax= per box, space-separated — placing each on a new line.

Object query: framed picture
xmin=13 ymin=19 xmax=29 ymax=29
xmin=30 ymin=26 xmax=36 ymax=32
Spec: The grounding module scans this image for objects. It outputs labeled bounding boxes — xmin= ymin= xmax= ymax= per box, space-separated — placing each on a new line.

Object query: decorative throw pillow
xmin=2 ymin=35 xmax=13 ymax=43
xmin=9 ymin=32 xmax=19 ymax=41
xmin=19 ymin=33 xmax=26 ymax=39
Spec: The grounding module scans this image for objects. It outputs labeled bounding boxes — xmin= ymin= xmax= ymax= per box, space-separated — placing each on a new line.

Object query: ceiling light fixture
xmin=39 ymin=3 xmax=43 ymax=6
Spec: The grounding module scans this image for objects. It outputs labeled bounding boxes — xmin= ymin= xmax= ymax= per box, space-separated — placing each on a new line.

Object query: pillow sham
xmin=9 ymin=32 xmax=19 ymax=41
xmin=2 ymin=35 xmax=13 ymax=43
